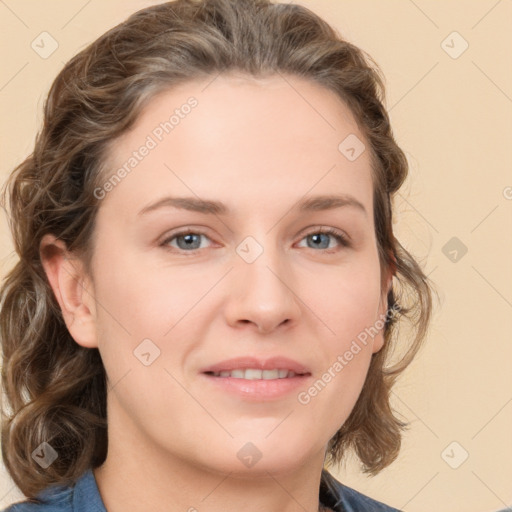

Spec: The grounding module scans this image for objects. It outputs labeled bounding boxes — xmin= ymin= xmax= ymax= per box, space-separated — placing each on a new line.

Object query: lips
xmin=200 ymin=356 xmax=312 ymax=400
xmin=208 ymin=368 xmax=298 ymax=379
xmin=200 ymin=356 xmax=311 ymax=379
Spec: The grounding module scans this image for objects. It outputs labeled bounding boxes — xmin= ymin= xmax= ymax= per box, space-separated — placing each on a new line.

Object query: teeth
xmin=262 ymin=369 xmax=279 ymax=379
xmin=245 ymin=369 xmax=262 ymax=380
xmin=211 ymin=368 xmax=299 ymax=379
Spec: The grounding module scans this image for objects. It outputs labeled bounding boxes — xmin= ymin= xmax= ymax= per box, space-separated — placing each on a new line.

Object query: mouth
xmin=204 ymin=368 xmax=307 ymax=380
xmin=200 ymin=357 xmax=312 ymax=400
xmin=200 ymin=356 xmax=311 ymax=378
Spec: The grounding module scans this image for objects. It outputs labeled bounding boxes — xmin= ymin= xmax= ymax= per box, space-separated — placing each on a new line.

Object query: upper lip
xmin=200 ymin=356 xmax=311 ymax=375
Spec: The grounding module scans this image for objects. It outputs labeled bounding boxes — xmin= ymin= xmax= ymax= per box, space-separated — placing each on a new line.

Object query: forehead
xmin=98 ymin=73 xmax=374 ymax=219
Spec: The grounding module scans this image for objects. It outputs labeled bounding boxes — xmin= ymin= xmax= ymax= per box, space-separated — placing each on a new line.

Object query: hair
xmin=0 ymin=0 xmax=434 ymax=498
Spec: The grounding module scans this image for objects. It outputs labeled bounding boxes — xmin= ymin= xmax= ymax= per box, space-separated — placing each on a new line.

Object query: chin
xmin=190 ymin=432 xmax=323 ymax=479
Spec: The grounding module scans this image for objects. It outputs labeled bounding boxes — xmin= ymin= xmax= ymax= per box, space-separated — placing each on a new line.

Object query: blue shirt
xmin=3 ymin=468 xmax=402 ymax=511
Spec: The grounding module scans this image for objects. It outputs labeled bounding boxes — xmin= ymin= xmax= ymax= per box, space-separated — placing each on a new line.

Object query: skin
xmin=40 ymin=73 xmax=392 ymax=512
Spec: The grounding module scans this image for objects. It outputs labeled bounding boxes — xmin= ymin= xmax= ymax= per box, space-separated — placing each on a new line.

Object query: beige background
xmin=0 ymin=1 xmax=511 ymax=511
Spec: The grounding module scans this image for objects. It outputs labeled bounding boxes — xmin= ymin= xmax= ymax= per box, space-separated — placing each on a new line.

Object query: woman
xmin=0 ymin=0 xmax=433 ymax=510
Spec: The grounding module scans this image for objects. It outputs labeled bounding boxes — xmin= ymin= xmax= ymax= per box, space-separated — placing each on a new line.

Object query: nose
xmin=224 ymin=243 xmax=301 ymax=335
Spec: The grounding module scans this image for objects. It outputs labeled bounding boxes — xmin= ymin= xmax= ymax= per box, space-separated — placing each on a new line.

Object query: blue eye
xmin=162 ymin=232 xmax=210 ymax=252
xmin=298 ymin=228 xmax=350 ymax=252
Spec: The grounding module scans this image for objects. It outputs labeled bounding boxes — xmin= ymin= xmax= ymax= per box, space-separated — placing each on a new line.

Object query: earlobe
xmin=39 ymin=234 xmax=98 ymax=349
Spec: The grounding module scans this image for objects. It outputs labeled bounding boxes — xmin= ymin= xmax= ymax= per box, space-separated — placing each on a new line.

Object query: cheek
xmin=90 ymin=249 xmax=218 ymax=395
xmin=92 ymin=248 xmax=208 ymax=336
xmin=297 ymin=279 xmax=380 ymax=438
xmin=297 ymin=256 xmax=382 ymax=410
xmin=310 ymin=257 xmax=383 ymax=344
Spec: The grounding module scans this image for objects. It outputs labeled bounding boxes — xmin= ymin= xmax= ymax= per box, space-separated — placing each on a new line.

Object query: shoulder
xmin=320 ymin=470 xmax=402 ymax=512
xmin=1 ymin=469 xmax=104 ymax=512
xmin=337 ymin=484 xmax=402 ymax=512
xmin=1 ymin=484 xmax=72 ymax=512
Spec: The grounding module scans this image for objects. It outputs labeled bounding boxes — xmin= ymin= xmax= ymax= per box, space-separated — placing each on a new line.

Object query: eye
xmin=161 ymin=230 xmax=213 ymax=254
xmin=296 ymin=227 xmax=350 ymax=252
xmin=160 ymin=227 xmax=350 ymax=255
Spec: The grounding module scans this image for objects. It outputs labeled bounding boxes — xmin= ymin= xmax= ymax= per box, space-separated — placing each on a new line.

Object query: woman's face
xmin=79 ymin=74 xmax=391 ymax=475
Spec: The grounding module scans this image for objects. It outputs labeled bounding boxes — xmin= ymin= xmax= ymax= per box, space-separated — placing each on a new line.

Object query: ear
xmin=371 ymin=257 xmax=396 ymax=354
xmin=39 ymin=234 xmax=98 ymax=348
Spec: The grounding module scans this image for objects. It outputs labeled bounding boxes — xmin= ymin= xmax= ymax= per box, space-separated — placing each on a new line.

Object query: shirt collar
xmin=74 ymin=468 xmax=344 ymax=512
xmin=320 ymin=469 xmax=346 ymax=511
xmin=73 ymin=469 xmax=106 ymax=512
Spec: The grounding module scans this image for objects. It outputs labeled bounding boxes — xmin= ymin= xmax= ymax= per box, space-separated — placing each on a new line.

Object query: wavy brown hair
xmin=0 ymin=0 xmax=434 ymax=498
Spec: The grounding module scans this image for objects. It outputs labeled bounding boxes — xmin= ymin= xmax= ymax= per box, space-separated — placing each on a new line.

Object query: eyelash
xmin=160 ymin=227 xmax=350 ymax=256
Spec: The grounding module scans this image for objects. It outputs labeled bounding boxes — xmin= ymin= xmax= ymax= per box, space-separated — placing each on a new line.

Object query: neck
xmin=94 ymin=453 xmax=328 ymax=512
xmin=94 ymin=401 xmax=330 ymax=512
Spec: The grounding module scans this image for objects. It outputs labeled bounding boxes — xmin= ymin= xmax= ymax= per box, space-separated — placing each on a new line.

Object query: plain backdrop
xmin=0 ymin=1 xmax=511 ymax=511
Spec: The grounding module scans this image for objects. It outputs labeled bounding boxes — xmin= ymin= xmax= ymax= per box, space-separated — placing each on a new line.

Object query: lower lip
xmin=201 ymin=373 xmax=311 ymax=401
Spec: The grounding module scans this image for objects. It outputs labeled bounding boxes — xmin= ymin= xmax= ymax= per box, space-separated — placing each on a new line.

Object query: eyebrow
xmin=137 ymin=194 xmax=367 ymax=217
